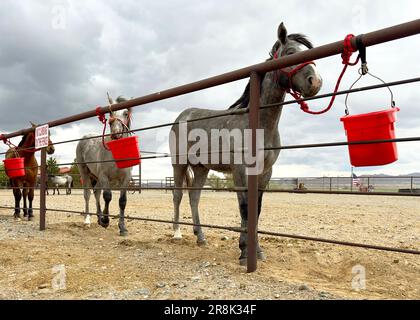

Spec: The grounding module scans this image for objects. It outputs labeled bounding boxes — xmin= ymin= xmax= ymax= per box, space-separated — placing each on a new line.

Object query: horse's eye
xmin=286 ymin=50 xmax=296 ymax=55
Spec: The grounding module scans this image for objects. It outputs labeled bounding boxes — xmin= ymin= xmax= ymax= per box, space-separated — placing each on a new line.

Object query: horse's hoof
xmin=197 ymin=239 xmax=208 ymax=247
xmin=14 ymin=216 xmax=21 ymax=222
xmin=120 ymin=230 xmax=128 ymax=237
xmin=173 ymin=229 xmax=182 ymax=240
xmin=28 ymin=216 xmax=35 ymax=222
xmin=257 ymin=251 xmax=266 ymax=261
xmin=239 ymin=258 xmax=247 ymax=266
xmin=172 ymin=236 xmax=183 ymax=242
xmin=101 ymin=223 xmax=109 ymax=229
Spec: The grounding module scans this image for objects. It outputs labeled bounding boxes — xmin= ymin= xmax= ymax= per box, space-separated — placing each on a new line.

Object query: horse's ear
xmin=30 ymin=121 xmax=37 ymax=128
xmin=107 ymin=92 xmax=115 ymax=105
xmin=278 ymin=22 xmax=288 ymax=45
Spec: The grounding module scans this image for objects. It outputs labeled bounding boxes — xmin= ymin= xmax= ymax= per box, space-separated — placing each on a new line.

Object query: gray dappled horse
xmin=47 ymin=174 xmax=73 ymax=195
xmin=76 ymin=96 xmax=133 ymax=236
xmin=170 ymin=23 xmax=323 ymax=265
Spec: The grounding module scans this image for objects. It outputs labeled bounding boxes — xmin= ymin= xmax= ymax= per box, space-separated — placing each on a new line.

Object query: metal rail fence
xmin=1 ymin=20 xmax=420 ymax=272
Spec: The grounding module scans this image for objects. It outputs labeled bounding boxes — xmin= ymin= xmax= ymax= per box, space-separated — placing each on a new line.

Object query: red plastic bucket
xmin=106 ymin=136 xmax=140 ymax=169
xmin=3 ymin=158 xmax=26 ymax=178
xmin=340 ymin=108 xmax=400 ymax=167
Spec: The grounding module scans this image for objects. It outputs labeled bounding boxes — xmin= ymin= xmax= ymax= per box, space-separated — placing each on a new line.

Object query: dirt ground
xmin=0 ymin=189 xmax=419 ymax=300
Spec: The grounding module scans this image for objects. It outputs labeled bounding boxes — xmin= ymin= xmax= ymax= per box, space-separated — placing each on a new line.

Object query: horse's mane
xmin=116 ymin=96 xmax=128 ymax=103
xmin=228 ymin=33 xmax=313 ymax=110
xmin=18 ymin=132 xmax=31 ymax=148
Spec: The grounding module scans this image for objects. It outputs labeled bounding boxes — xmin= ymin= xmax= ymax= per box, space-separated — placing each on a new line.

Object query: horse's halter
xmin=108 ymin=111 xmax=132 ymax=135
xmin=273 ymin=49 xmax=316 ymax=99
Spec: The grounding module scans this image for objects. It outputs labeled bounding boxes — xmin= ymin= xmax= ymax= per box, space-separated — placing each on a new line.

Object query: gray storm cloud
xmin=1 ymin=0 xmax=419 ymax=177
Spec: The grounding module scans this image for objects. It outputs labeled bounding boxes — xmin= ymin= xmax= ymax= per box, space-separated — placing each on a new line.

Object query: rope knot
xmin=0 ymin=134 xmax=7 ymax=144
xmin=342 ymin=34 xmax=359 ymax=66
xmin=95 ymin=107 xmax=107 ymax=124
xmin=299 ymin=101 xmax=309 ymax=112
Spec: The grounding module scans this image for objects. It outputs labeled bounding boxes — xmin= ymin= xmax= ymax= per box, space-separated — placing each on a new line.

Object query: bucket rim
xmin=106 ymin=135 xmax=138 ymax=147
xmin=340 ymin=107 xmax=400 ymax=122
xmin=3 ymin=157 xmax=25 ymax=163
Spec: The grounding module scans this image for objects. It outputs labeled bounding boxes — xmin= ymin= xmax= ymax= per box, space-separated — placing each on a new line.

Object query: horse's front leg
xmin=92 ymin=184 xmax=103 ymax=227
xmin=12 ymin=185 xmax=22 ymax=220
xmin=28 ymin=186 xmax=35 ymax=221
xmin=22 ymin=188 xmax=28 ymax=218
xmin=101 ymin=188 xmax=111 ymax=228
xmin=118 ymin=189 xmax=128 ymax=237
xmin=99 ymin=176 xmax=111 ymax=228
xmin=237 ymin=191 xmax=249 ymax=266
xmin=232 ymin=167 xmax=249 ymax=265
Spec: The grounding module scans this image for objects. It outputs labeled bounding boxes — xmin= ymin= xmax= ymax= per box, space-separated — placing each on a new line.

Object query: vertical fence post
xmin=39 ymin=148 xmax=47 ymax=231
xmin=247 ymin=71 xmax=260 ymax=273
xmin=138 ymin=163 xmax=142 ymax=194
xmin=329 ymin=178 xmax=332 ymax=192
xmin=410 ymin=176 xmax=413 ymax=193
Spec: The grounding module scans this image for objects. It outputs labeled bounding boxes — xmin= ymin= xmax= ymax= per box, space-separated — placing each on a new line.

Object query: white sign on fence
xmin=35 ymin=124 xmax=49 ymax=149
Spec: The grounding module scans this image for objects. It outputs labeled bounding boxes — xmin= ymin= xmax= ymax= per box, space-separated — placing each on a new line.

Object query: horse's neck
xmin=18 ymin=135 xmax=35 ymax=158
xmin=259 ymin=72 xmax=285 ymax=132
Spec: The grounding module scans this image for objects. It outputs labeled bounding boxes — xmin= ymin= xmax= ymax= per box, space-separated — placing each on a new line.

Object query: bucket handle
xmin=344 ymin=68 xmax=396 ymax=115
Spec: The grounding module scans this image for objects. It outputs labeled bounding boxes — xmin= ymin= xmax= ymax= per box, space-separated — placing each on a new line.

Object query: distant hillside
xmin=359 ymin=173 xmax=420 ymax=178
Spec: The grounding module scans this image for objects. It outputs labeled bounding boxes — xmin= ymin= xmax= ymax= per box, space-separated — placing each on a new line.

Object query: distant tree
xmin=206 ymin=172 xmax=235 ymax=190
xmin=0 ymin=164 xmax=9 ymax=186
xmin=223 ymin=173 xmax=235 ymax=189
xmin=206 ymin=173 xmax=221 ymax=189
xmin=70 ymin=159 xmax=82 ymax=187
xmin=46 ymin=157 xmax=59 ymax=175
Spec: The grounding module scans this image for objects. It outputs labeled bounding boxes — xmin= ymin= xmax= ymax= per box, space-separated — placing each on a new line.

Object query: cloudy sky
xmin=0 ymin=0 xmax=419 ymax=178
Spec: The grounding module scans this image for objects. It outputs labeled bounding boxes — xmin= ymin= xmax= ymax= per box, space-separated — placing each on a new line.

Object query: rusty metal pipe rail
xmin=263 ymin=189 xmax=420 ymax=197
xmin=257 ymin=230 xmax=420 ymax=255
xmin=1 ymin=204 xmax=417 ymax=255
xmin=1 ymin=76 xmax=418 ymax=157
xmin=2 ymin=19 xmax=419 ymax=140
xmin=265 ymin=136 xmax=420 ymax=151
xmin=45 ymin=208 xmax=245 ymax=234
xmin=42 ymin=208 xmax=419 ymax=256
xmin=1 ymin=186 xmax=420 ymax=198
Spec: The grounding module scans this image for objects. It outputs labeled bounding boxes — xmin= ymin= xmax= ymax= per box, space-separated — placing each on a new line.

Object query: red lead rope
xmin=96 ymin=107 xmax=110 ymax=150
xmin=286 ymin=34 xmax=359 ymax=115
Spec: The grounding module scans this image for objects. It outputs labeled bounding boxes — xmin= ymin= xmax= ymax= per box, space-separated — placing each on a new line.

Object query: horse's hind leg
xmin=82 ymin=187 xmax=92 ymax=225
xmin=188 ymin=165 xmax=209 ymax=246
xmin=172 ymin=164 xmax=188 ymax=240
xmin=77 ymin=164 xmax=93 ymax=226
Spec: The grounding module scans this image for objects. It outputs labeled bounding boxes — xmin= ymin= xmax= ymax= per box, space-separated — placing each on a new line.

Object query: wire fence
xmin=1 ymin=20 xmax=420 ymax=272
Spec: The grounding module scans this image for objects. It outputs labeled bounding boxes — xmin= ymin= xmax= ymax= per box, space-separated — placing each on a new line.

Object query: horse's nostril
xmin=307 ymin=76 xmax=314 ymax=86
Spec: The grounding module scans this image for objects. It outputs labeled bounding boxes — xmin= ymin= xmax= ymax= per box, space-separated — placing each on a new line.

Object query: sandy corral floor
xmin=0 ymin=189 xmax=418 ymax=300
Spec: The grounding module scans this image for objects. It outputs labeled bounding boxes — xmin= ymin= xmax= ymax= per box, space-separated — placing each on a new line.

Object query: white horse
xmin=76 ymin=96 xmax=133 ymax=236
xmin=47 ymin=174 xmax=73 ymax=195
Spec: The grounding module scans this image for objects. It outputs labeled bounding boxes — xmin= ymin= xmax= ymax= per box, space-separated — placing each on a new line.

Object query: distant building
xmin=59 ymin=167 xmax=71 ymax=174
xmin=37 ymin=167 xmax=71 ymax=176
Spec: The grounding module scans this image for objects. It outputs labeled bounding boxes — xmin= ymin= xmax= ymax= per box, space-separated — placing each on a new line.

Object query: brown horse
xmin=5 ymin=124 xmax=55 ymax=220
